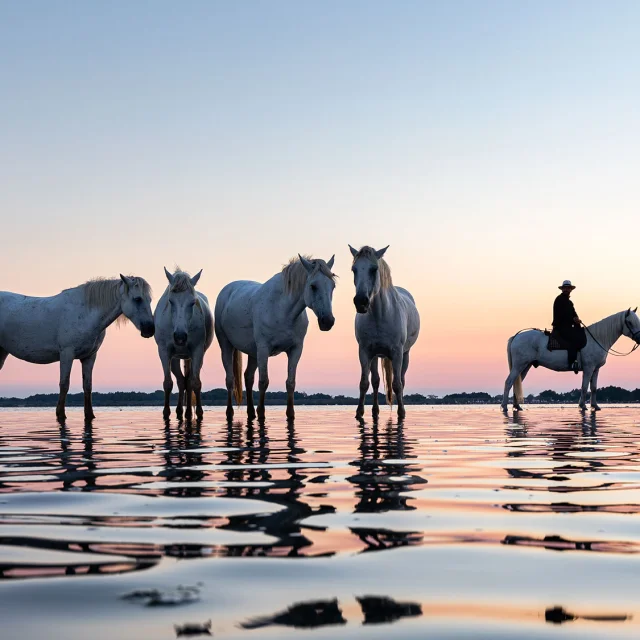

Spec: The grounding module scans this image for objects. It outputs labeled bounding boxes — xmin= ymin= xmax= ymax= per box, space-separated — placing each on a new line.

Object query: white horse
xmin=502 ymin=309 xmax=640 ymax=412
xmin=0 ymin=276 xmax=154 ymax=421
xmin=154 ymin=268 xmax=213 ymax=421
xmin=349 ymin=245 xmax=420 ymax=420
xmin=215 ymin=255 xmax=336 ymax=421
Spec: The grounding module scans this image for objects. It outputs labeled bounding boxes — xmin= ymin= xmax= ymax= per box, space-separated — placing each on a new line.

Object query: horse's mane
xmin=352 ymin=246 xmax=392 ymax=290
xmin=168 ymin=268 xmax=195 ymax=293
xmin=79 ymin=277 xmax=151 ymax=325
xmin=587 ymin=311 xmax=625 ymax=347
xmin=281 ymin=256 xmax=335 ymax=296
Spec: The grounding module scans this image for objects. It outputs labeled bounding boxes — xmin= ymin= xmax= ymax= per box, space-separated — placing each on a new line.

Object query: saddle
xmin=544 ymin=330 xmax=568 ymax=352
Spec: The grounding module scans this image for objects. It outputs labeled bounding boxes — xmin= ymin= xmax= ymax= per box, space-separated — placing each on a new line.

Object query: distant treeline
xmin=1 ymin=386 xmax=640 ymax=407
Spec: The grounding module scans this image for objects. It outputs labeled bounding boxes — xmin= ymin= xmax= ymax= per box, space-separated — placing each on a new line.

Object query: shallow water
xmin=1 ymin=406 xmax=640 ymax=639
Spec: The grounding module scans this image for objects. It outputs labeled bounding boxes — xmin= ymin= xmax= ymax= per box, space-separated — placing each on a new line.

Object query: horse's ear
xmin=627 ymin=308 xmax=631 ymax=316
xmin=190 ymin=269 xmax=203 ymax=287
xmin=164 ymin=267 xmax=174 ymax=286
xmin=634 ymin=307 xmax=638 ymax=313
xmin=298 ymin=255 xmax=314 ymax=273
xmin=375 ymin=245 xmax=389 ymax=260
xmin=120 ymin=274 xmax=131 ymax=290
xmin=326 ymin=255 xmax=335 ymax=270
xmin=348 ymin=244 xmax=358 ymax=258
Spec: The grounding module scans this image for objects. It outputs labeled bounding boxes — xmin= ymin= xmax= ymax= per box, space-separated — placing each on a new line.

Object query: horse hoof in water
xmin=286 ymin=409 xmax=295 ymax=421
xmin=246 ymin=408 xmax=256 ymax=421
xmin=592 ymin=404 xmax=601 ymax=412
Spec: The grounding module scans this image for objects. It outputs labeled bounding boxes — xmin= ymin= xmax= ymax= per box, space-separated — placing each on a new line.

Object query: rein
xmin=581 ymin=320 xmax=640 ymax=357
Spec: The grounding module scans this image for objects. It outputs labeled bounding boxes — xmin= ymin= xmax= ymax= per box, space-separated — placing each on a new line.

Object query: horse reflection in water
xmin=0 ymin=420 xmax=156 ymax=580
xmin=347 ymin=418 xmax=426 ymax=552
xmin=500 ymin=411 xmax=637 ymax=552
xmin=241 ymin=595 xmax=422 ymax=630
xmin=216 ymin=418 xmax=333 ymax=557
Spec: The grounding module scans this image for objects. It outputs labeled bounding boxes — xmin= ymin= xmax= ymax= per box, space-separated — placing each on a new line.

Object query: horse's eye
xmin=310 ymin=284 xmax=317 ymax=292
xmin=134 ymin=296 xmax=143 ymax=303
xmin=370 ymin=267 xmax=378 ymax=275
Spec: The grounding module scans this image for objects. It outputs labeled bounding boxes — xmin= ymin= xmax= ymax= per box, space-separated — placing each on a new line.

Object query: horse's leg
xmin=184 ymin=359 xmax=192 ymax=408
xmin=590 ymin=368 xmax=601 ymax=411
xmin=355 ymin=346 xmax=371 ymax=420
xmin=189 ymin=348 xmax=205 ymax=420
xmin=256 ymin=346 xmax=270 ymax=421
xmin=285 ymin=344 xmax=304 ymax=421
xmin=244 ymin=356 xmax=258 ymax=420
xmin=218 ymin=334 xmax=236 ymax=420
xmin=80 ymin=352 xmax=97 ymax=421
xmin=159 ymin=349 xmax=173 ymax=419
xmin=370 ymin=357 xmax=380 ymax=418
xmin=56 ymin=350 xmax=74 ymax=422
xmin=184 ymin=359 xmax=194 ymax=421
xmin=170 ymin=359 xmax=186 ymax=420
xmin=578 ymin=367 xmax=594 ymax=411
xmin=391 ymin=349 xmax=406 ymax=420
xmin=401 ymin=351 xmax=410 ymax=388
xmin=501 ymin=368 xmax=522 ymax=411
xmin=0 ymin=347 xmax=8 ymax=371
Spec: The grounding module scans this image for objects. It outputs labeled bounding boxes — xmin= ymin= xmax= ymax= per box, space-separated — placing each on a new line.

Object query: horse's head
xmin=119 ymin=275 xmax=155 ymax=338
xmin=349 ymin=244 xmax=389 ymax=313
xmin=623 ymin=307 xmax=640 ymax=344
xmin=298 ymin=255 xmax=336 ymax=331
xmin=163 ymin=268 xmax=202 ymax=346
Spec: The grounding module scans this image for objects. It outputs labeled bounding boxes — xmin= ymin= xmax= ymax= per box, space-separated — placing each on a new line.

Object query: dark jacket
xmin=552 ymin=293 xmax=578 ymax=330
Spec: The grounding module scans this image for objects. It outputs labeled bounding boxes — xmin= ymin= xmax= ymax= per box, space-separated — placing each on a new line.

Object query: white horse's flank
xmin=350 ymin=245 xmax=420 ymax=420
xmin=0 ymin=276 xmax=154 ymax=420
xmin=154 ymin=268 xmax=213 ymax=421
xmin=502 ymin=309 xmax=640 ymax=411
xmin=215 ymin=255 xmax=336 ymax=421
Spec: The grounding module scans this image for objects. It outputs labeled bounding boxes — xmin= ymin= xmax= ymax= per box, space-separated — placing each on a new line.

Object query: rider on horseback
xmin=552 ymin=280 xmax=586 ymax=374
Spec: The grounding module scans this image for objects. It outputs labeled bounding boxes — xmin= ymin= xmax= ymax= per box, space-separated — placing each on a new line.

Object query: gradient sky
xmin=2 ymin=1 xmax=640 ymax=397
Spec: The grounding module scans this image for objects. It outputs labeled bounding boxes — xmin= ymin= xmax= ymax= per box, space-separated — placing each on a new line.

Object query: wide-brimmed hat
xmin=559 ymin=280 xmax=576 ymax=290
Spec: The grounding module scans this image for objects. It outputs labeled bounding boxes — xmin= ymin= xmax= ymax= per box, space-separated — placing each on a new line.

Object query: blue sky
xmin=2 ymin=1 xmax=640 ymax=396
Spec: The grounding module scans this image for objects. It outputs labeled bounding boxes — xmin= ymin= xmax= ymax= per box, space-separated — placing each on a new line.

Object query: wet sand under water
xmin=1 ymin=405 xmax=640 ymax=639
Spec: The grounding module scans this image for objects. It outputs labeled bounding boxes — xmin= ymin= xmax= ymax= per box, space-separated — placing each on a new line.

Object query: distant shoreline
xmin=1 ymin=386 xmax=639 ymax=407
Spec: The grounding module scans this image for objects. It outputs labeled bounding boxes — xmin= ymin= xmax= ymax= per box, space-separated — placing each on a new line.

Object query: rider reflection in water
xmin=552 ymin=280 xmax=587 ymax=373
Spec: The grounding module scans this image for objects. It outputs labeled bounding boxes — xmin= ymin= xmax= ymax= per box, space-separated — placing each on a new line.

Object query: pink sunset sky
xmin=2 ymin=3 xmax=640 ymax=397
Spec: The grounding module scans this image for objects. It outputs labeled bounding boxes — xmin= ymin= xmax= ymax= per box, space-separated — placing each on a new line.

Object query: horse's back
xmin=0 ymin=290 xmax=68 ymax=363
xmin=395 ymin=286 xmax=420 ymax=349
xmin=396 ymin=286 xmax=416 ymax=306
xmin=215 ymin=281 xmax=262 ymax=352
xmin=197 ymin=291 xmax=214 ymax=352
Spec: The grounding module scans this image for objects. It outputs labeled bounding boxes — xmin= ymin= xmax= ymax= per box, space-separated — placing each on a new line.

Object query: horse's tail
xmin=507 ymin=335 xmax=524 ymax=406
xmin=381 ymin=357 xmax=394 ymax=406
xmin=233 ymin=349 xmax=243 ymax=406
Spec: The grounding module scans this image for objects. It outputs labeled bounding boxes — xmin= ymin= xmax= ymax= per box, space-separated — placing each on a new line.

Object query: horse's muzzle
xmin=141 ymin=323 xmax=155 ymax=338
xmin=173 ymin=331 xmax=188 ymax=346
xmin=354 ymin=295 xmax=369 ymax=314
xmin=318 ymin=315 xmax=335 ymax=332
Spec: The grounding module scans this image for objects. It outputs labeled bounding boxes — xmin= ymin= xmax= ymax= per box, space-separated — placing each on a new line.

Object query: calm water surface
xmin=1 ymin=406 xmax=640 ymax=639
